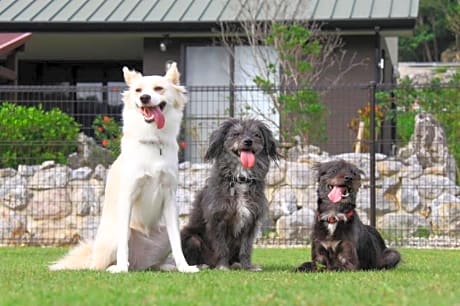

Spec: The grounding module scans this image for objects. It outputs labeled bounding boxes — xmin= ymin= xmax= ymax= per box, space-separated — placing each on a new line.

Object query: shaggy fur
xmin=296 ymin=159 xmax=401 ymax=272
xmin=181 ymin=119 xmax=279 ymax=270
xmin=49 ymin=63 xmax=198 ymax=273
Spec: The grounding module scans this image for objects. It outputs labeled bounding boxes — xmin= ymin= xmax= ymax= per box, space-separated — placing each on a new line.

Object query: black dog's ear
xmin=204 ymin=118 xmax=239 ymax=162
xmin=258 ymin=121 xmax=281 ymax=163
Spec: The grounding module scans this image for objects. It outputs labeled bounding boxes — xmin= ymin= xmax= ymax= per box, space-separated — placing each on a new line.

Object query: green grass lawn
xmin=0 ymin=247 xmax=459 ymax=306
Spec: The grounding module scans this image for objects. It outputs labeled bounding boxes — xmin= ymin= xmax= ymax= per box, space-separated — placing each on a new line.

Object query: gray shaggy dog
xmin=181 ymin=118 xmax=279 ymax=270
xmin=296 ymin=159 xmax=401 ymax=272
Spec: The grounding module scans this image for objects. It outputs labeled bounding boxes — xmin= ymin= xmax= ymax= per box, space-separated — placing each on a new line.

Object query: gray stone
xmin=276 ymin=208 xmax=315 ymax=240
xmin=28 ymin=188 xmax=72 ymax=220
xmin=356 ymin=187 xmax=397 ymax=213
xmin=177 ymin=188 xmax=193 ymax=216
xmin=69 ymin=180 xmax=100 ymax=216
xmin=399 ymin=186 xmax=422 ymax=213
xmin=413 ymin=175 xmax=456 ymax=200
xmin=285 ymin=162 xmax=316 ymax=188
xmin=0 ymin=176 xmax=31 ymax=210
xmin=267 ymin=159 xmax=286 ymax=186
xmin=397 ymin=112 xmax=456 ymax=182
xmin=92 ymin=164 xmax=107 ymax=181
xmin=70 ymin=167 xmax=93 ymax=181
xmin=0 ymin=207 xmax=27 ymax=242
xmin=179 ymin=161 xmax=191 ymax=170
xmin=29 ymin=165 xmax=71 ymax=190
xmin=269 ymin=186 xmax=298 ymax=220
xmin=399 ymin=155 xmax=423 ymax=179
xmin=377 ymin=212 xmax=430 ymax=237
xmin=0 ymin=168 xmax=16 ymax=178
xmin=377 ymin=160 xmax=402 ymax=176
xmin=190 ymin=163 xmax=212 ymax=171
xmin=431 ymin=193 xmax=460 ymax=233
xmin=17 ymin=165 xmax=40 ymax=177
xmin=296 ymin=186 xmax=317 ymax=210
xmin=40 ymin=160 xmax=56 ymax=170
xmin=67 ymin=133 xmax=114 ymax=169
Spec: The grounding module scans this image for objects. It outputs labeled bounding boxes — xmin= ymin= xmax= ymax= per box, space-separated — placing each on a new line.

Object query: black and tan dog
xmin=296 ymin=159 xmax=401 ymax=272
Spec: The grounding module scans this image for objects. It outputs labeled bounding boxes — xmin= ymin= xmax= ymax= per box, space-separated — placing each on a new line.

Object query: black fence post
xmin=369 ymin=81 xmax=377 ymax=227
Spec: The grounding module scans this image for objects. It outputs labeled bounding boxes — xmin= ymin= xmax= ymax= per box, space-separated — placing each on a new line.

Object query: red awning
xmin=0 ymin=32 xmax=32 ymax=55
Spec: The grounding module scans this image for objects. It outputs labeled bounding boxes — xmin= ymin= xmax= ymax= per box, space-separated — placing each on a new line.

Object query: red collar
xmin=318 ymin=210 xmax=354 ymax=224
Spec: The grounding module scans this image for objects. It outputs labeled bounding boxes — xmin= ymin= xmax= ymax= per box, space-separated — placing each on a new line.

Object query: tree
xmin=399 ymin=0 xmax=458 ymax=62
xmin=447 ymin=3 xmax=460 ymax=51
xmin=220 ymin=0 xmax=363 ymax=144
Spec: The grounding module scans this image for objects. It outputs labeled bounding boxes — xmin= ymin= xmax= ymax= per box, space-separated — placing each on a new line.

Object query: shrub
xmin=0 ymin=102 xmax=80 ymax=168
xmin=92 ymin=115 xmax=121 ymax=158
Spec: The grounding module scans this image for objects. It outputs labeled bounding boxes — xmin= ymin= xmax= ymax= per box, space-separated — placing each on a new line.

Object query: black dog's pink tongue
xmin=328 ymin=186 xmax=345 ymax=203
xmin=142 ymin=106 xmax=165 ymax=129
xmin=240 ymin=151 xmax=255 ymax=169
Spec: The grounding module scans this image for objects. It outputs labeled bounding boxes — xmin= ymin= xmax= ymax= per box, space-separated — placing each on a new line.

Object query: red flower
xmin=180 ymin=141 xmax=187 ymax=149
xmin=97 ymin=126 xmax=104 ymax=133
xmin=102 ymin=139 xmax=109 ymax=147
xmin=103 ymin=116 xmax=111 ymax=123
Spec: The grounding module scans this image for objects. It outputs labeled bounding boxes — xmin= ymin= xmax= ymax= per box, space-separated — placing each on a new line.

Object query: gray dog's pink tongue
xmin=328 ymin=186 xmax=345 ymax=203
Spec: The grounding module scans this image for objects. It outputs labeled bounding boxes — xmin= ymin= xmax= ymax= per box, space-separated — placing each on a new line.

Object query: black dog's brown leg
xmin=336 ymin=240 xmax=359 ymax=271
xmin=295 ymin=240 xmax=324 ymax=272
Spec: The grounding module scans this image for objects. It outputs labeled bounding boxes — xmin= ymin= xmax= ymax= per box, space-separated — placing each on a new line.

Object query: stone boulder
xmin=67 ymin=133 xmax=114 ymax=169
xmin=398 ymin=112 xmax=456 ymax=182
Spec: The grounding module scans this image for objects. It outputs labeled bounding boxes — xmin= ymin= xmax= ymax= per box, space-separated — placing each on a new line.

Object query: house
xmin=0 ymin=0 xmax=419 ymax=158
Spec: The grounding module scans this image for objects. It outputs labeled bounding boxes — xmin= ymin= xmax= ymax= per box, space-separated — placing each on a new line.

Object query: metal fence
xmin=0 ymin=82 xmax=459 ymax=248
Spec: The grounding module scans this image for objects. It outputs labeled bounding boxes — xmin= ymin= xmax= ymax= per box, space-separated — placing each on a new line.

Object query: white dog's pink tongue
xmin=142 ymin=106 xmax=165 ymax=129
xmin=328 ymin=186 xmax=345 ymax=203
xmin=240 ymin=151 xmax=255 ymax=169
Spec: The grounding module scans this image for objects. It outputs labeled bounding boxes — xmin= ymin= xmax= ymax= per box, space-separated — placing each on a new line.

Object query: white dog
xmin=49 ymin=63 xmax=198 ymax=273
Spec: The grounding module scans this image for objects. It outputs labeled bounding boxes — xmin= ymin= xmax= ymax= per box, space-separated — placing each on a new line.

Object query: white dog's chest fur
xmin=120 ymin=144 xmax=178 ymax=233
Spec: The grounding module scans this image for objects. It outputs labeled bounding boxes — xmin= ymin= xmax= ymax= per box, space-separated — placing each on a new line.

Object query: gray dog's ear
xmin=257 ymin=122 xmax=280 ymax=162
xmin=204 ymin=118 xmax=239 ymax=162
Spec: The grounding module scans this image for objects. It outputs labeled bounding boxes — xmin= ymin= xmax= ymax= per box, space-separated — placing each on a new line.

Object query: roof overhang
xmin=0 ymin=32 xmax=32 ymax=55
xmin=0 ymin=18 xmax=416 ymax=35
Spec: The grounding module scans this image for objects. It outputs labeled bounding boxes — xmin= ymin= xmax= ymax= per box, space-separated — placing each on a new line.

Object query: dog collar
xmin=228 ymin=176 xmax=257 ymax=197
xmin=318 ymin=210 xmax=354 ymax=224
xmin=227 ymin=175 xmax=256 ymax=184
xmin=138 ymin=139 xmax=163 ymax=155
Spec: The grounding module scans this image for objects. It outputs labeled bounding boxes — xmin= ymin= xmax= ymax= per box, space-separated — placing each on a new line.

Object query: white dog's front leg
xmin=107 ymin=184 xmax=133 ymax=273
xmin=163 ymin=192 xmax=199 ymax=273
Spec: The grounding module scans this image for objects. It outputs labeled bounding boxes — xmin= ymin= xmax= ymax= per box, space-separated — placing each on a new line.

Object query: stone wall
xmin=1 ymin=146 xmax=459 ymax=246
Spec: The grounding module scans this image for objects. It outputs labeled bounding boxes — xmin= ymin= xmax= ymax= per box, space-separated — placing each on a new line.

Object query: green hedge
xmin=0 ymin=102 xmax=80 ymax=168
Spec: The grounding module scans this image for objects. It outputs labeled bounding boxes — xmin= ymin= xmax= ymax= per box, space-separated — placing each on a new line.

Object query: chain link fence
xmin=0 ymin=82 xmax=459 ymax=248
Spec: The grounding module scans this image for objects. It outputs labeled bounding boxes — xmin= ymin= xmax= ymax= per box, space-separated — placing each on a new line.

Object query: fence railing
xmin=0 ymin=83 xmax=459 ymax=248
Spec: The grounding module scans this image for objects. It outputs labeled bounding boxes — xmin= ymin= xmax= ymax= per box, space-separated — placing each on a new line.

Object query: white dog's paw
xmin=106 ymin=264 xmax=128 ymax=273
xmin=177 ymin=264 xmax=199 ymax=273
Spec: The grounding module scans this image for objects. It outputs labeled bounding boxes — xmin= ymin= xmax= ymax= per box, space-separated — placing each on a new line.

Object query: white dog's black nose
xmin=140 ymin=94 xmax=151 ymax=104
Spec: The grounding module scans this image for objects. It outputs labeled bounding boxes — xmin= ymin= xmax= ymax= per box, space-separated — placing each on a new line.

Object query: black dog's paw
xmin=294 ymin=262 xmax=316 ymax=272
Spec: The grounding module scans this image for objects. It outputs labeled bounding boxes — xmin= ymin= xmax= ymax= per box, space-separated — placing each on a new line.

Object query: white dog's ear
xmin=165 ymin=62 xmax=180 ymax=85
xmin=123 ymin=67 xmax=142 ymax=86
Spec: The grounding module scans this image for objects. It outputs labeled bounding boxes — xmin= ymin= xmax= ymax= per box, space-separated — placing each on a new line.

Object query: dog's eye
xmin=254 ymin=133 xmax=262 ymax=138
xmin=154 ymin=86 xmax=164 ymax=92
xmin=135 ymin=88 xmax=142 ymax=93
xmin=232 ymin=132 xmax=240 ymax=137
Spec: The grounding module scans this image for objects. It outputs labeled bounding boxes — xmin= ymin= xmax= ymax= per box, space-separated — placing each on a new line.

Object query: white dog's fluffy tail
xmin=49 ymin=241 xmax=94 ymax=270
xmin=48 ymin=228 xmax=171 ymax=271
